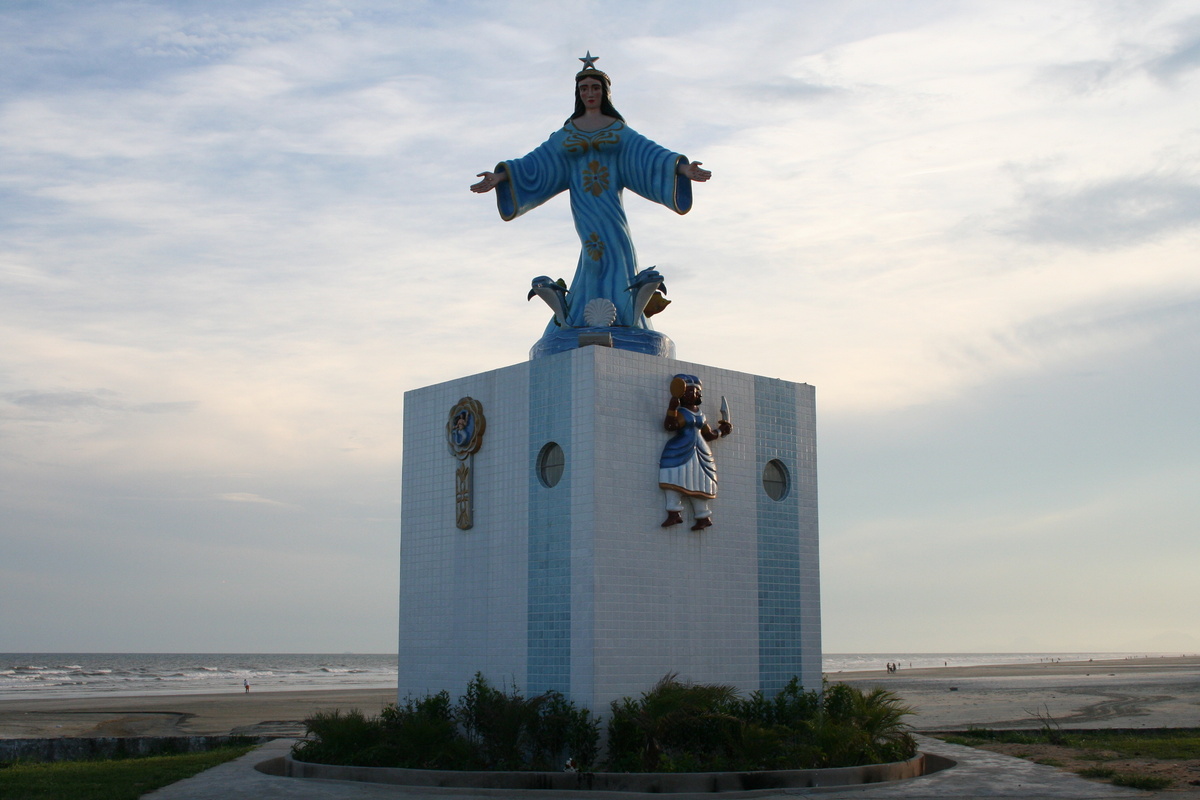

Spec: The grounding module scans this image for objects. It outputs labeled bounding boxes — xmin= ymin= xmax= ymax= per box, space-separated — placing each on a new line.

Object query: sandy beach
xmin=1 ymin=656 xmax=1196 ymax=739
xmin=835 ymin=654 xmax=1200 ymax=730
xmin=0 ymin=688 xmax=396 ymax=739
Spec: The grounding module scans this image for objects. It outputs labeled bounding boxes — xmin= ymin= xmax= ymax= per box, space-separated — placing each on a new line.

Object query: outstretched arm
xmin=677 ymin=160 xmax=711 ymax=182
xmin=470 ymin=169 xmax=509 ymax=193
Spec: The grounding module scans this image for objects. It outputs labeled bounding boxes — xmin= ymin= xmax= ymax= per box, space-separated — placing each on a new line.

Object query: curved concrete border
xmin=283 ymin=751 xmax=944 ymax=793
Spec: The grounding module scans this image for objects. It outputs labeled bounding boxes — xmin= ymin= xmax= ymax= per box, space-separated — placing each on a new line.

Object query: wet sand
xmin=832 ymin=655 xmax=1200 ymax=730
xmin=1 ymin=656 xmax=1196 ymax=739
xmin=0 ymin=688 xmax=395 ymax=739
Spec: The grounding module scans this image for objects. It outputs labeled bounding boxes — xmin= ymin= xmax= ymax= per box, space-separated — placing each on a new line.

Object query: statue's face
xmin=578 ymin=77 xmax=604 ymax=110
xmin=683 ymin=385 xmax=702 ymax=406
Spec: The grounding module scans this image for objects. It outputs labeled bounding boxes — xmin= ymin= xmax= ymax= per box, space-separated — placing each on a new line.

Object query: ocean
xmin=818 ymin=652 xmax=1185 ymax=674
xmin=0 ymin=653 xmax=398 ymax=700
xmin=2 ymin=651 xmax=1187 ymax=700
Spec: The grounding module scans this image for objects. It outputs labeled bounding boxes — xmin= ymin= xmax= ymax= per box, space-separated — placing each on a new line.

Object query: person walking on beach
xmin=244 ymin=679 xmax=250 ymax=693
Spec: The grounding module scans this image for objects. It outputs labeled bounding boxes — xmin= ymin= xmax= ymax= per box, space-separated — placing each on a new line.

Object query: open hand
xmin=681 ymin=161 xmax=711 ymax=182
xmin=471 ymin=171 xmax=506 ymax=193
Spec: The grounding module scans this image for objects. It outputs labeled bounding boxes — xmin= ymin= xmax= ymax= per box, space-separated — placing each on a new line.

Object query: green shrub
xmin=293 ymin=674 xmax=915 ymax=774
xmin=457 ymin=673 xmax=598 ymax=770
xmin=526 ymin=687 xmax=600 ymax=770
xmin=291 ymin=709 xmax=387 ymax=766
xmin=606 ymin=673 xmax=742 ymax=772
xmin=830 ymin=683 xmax=918 ymax=766
xmin=605 ymin=675 xmax=916 ymax=772
xmin=378 ymin=691 xmax=475 ymax=769
xmin=292 ymin=674 xmax=598 ymax=772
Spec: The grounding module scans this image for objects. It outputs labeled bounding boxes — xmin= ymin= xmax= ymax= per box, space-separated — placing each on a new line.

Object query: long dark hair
xmin=569 ymin=72 xmax=624 ymax=122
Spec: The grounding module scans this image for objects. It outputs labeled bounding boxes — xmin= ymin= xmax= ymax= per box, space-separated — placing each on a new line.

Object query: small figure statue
xmin=471 ymin=52 xmax=710 ymax=350
xmin=659 ymin=374 xmax=732 ymax=531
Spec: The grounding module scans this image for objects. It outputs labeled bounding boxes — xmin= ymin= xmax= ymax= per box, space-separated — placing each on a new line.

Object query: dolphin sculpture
xmin=627 ymin=268 xmax=668 ymax=321
xmin=528 ymin=275 xmax=570 ymax=327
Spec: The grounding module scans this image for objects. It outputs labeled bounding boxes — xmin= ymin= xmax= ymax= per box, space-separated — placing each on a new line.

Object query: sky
xmin=2 ymin=0 xmax=1198 ymax=656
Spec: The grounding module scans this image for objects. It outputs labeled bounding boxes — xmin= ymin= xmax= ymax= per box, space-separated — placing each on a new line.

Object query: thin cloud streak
xmin=1006 ymin=175 xmax=1200 ymax=247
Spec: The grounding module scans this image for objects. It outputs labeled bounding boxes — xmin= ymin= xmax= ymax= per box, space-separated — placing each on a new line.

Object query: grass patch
xmin=0 ymin=744 xmax=255 ymax=800
xmin=949 ymin=727 xmax=1042 ymax=746
xmin=1111 ymin=772 xmax=1173 ymax=791
xmin=941 ymin=727 xmax=1200 ymax=759
xmin=1074 ymin=731 xmax=1200 ymax=760
xmin=932 ymin=727 xmax=1200 ymax=793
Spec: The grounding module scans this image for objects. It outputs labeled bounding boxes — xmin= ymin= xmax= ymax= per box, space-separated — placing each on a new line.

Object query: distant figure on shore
xmin=244 ymin=679 xmax=250 ymax=693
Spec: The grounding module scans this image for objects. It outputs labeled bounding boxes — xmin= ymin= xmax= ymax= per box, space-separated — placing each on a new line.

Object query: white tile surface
xmin=399 ymin=346 xmax=820 ymax=710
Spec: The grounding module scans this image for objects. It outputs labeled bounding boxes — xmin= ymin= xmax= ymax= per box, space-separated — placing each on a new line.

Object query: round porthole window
xmin=537 ymin=442 xmax=565 ymax=488
xmin=762 ymin=459 xmax=790 ymax=501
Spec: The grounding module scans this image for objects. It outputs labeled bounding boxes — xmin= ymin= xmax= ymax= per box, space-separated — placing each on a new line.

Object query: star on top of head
xmin=578 ymin=51 xmax=599 ymax=70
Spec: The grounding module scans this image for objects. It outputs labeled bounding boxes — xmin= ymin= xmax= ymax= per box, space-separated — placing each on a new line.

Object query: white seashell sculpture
xmin=583 ymin=298 xmax=618 ymax=327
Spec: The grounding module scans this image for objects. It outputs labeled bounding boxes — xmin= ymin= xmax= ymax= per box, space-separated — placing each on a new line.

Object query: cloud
xmin=1146 ymin=15 xmax=1200 ymax=81
xmin=1030 ymin=13 xmax=1200 ymax=95
xmin=1036 ymin=59 xmax=1125 ymax=95
xmin=4 ymin=390 xmax=114 ymax=411
xmin=982 ymin=291 xmax=1200 ymax=369
xmin=1002 ymin=174 xmax=1200 ymax=248
xmin=135 ymin=5 xmax=353 ymax=60
xmin=0 ymin=257 xmax=76 ymax=289
xmin=735 ymin=77 xmax=842 ymax=103
xmin=217 ymin=492 xmax=292 ymax=507
xmin=0 ymin=390 xmax=197 ymax=422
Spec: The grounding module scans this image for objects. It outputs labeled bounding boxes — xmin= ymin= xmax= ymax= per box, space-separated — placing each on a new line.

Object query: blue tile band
xmin=527 ymin=356 xmax=573 ymax=694
xmin=754 ymin=376 xmax=804 ymax=694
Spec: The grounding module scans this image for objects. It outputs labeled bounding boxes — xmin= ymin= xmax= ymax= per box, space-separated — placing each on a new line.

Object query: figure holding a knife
xmin=659 ymin=374 xmax=733 ymax=531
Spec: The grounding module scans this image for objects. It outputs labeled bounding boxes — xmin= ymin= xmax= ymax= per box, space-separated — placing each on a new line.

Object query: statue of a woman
xmin=471 ymin=54 xmax=710 ymax=357
xmin=659 ymin=374 xmax=732 ymax=530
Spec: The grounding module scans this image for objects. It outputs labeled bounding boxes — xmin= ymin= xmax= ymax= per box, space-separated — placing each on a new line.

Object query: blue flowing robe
xmin=494 ymin=120 xmax=692 ymax=329
xmin=659 ymin=407 xmax=718 ymax=499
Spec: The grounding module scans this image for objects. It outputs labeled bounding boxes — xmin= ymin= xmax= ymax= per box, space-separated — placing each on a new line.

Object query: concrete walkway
xmin=142 ymin=735 xmax=1169 ymax=800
